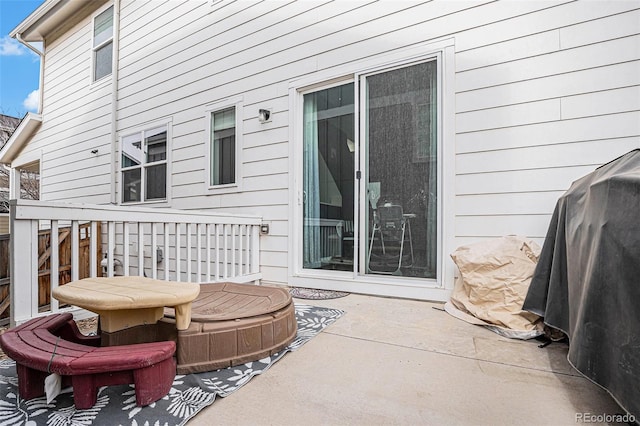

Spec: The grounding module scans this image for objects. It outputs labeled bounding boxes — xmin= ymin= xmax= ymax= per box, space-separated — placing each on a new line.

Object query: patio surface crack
xmin=321 ymin=330 xmax=581 ymax=378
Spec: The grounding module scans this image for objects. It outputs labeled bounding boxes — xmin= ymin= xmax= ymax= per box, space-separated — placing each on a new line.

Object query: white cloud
xmin=0 ymin=36 xmax=42 ymax=58
xmin=0 ymin=36 xmax=25 ymax=56
xmin=23 ymin=90 xmax=40 ymax=111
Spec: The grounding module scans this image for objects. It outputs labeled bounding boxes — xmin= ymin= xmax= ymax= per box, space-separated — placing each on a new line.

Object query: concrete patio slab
xmin=189 ymin=294 xmax=624 ymax=425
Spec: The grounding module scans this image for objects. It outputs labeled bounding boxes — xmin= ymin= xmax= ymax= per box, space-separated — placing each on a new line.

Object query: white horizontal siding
xmin=42 ymin=184 xmax=111 ymax=202
xmin=456 ymin=30 xmax=561 ymax=72
xmin=457 ymin=137 xmax=640 ymax=175
xmin=456 ymin=214 xmax=553 ymax=239
xmin=456 ymin=191 xmax=565 ymax=216
xmin=454 ymin=0 xmax=638 ymax=51
xmin=561 ymin=86 xmax=640 ymax=119
xmin=260 ymin=265 xmax=288 ymax=286
xmin=18 ymin=7 xmax=113 ymax=207
xmin=560 ymin=7 xmax=640 ymax=49
xmin=457 ymin=35 xmax=640 ymax=92
xmin=456 ymin=61 xmax=640 ymax=113
xmin=27 ymin=0 xmax=640 ymax=288
xmin=457 ymin=112 xmax=640 ymax=154
xmin=455 ymin=3 xmax=640 ymax=241
xmin=457 ymin=99 xmax=561 ymax=133
xmin=455 ymin=166 xmax=598 ymax=196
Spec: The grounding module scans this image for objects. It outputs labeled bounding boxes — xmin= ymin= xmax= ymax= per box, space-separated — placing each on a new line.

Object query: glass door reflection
xmin=363 ymin=61 xmax=438 ymax=278
xmin=302 ymin=83 xmax=355 ymax=271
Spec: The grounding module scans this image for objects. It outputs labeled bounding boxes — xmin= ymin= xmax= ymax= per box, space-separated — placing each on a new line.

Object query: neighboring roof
xmin=10 ymin=0 xmax=106 ymax=42
xmin=0 ymin=113 xmax=42 ymax=165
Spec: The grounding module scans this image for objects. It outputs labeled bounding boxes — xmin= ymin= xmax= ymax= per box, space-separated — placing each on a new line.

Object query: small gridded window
xmin=93 ymin=6 xmax=113 ymax=81
xmin=121 ymin=126 xmax=167 ymax=203
xmin=210 ymin=107 xmax=236 ymax=186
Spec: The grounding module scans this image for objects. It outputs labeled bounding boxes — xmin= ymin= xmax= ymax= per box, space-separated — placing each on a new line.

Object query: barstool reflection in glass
xmin=367 ymin=201 xmax=415 ymax=275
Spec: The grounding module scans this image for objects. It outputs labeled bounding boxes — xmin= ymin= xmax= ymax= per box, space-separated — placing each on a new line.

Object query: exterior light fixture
xmin=258 ymin=108 xmax=271 ymax=123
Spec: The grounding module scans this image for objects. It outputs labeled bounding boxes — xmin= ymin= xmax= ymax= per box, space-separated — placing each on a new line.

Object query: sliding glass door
xmin=300 ymin=58 xmax=439 ymax=281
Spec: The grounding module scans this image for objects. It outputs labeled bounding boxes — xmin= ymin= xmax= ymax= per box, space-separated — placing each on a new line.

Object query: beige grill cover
xmin=449 ymin=236 xmax=543 ymax=337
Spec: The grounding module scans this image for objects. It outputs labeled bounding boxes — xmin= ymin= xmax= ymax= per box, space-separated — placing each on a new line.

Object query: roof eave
xmin=9 ymin=0 xmax=85 ymax=42
xmin=0 ymin=113 xmax=43 ymax=165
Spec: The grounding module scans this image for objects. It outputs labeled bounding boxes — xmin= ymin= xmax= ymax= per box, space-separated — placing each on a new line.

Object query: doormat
xmin=0 ymin=304 xmax=344 ymax=426
xmin=289 ymin=287 xmax=350 ymax=300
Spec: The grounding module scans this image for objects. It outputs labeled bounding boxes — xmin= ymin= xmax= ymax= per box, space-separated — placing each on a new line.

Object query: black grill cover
xmin=523 ymin=149 xmax=640 ymax=418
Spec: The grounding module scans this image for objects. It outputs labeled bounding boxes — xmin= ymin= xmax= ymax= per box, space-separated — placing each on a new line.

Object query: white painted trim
xmin=12 ymin=199 xmax=261 ymax=223
xmin=0 ymin=113 xmax=42 ymax=164
xmin=11 ymin=148 xmax=42 ymax=170
xmin=440 ymin=43 xmax=456 ymax=294
xmin=9 ymin=168 xmax=19 ymax=201
xmin=287 ymin=85 xmax=298 ymax=283
xmin=11 ymin=150 xmax=43 ymax=201
xmin=9 ymin=0 xmax=64 ymax=40
xmin=110 ymin=0 xmax=121 ymax=204
xmin=204 ymin=96 xmax=243 ymax=194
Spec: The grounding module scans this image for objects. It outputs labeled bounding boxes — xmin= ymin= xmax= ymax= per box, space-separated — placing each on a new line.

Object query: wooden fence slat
xmin=37 ymin=228 xmax=69 ymax=268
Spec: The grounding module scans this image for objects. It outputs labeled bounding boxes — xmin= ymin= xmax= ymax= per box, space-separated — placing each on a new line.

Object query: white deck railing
xmin=9 ymin=199 xmax=263 ymax=326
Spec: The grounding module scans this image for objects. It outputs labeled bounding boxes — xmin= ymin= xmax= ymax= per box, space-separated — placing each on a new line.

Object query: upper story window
xmin=206 ymin=97 xmax=242 ymax=192
xmin=121 ymin=125 xmax=168 ymax=203
xmin=93 ymin=5 xmax=113 ymax=82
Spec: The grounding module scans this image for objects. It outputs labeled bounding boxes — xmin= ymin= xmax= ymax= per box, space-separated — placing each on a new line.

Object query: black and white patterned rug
xmin=0 ymin=304 xmax=344 ymax=426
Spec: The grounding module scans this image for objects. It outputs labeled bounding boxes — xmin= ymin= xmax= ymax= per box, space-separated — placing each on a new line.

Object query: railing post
xmin=238 ymin=225 xmax=244 ymax=277
xmin=123 ymin=222 xmax=130 ymax=276
xmin=231 ymin=224 xmax=237 ymax=278
xmin=107 ymin=221 xmax=116 ymax=277
xmin=251 ymin=225 xmax=260 ymax=277
xmin=71 ymin=221 xmax=79 ymax=282
xmin=90 ymin=221 xmax=98 ymax=278
xmin=151 ymin=223 xmax=158 ymax=279
xmin=186 ymin=223 xmax=192 ymax=282
xmin=215 ymin=224 xmax=220 ymax=281
xmin=137 ymin=222 xmax=144 ymax=277
xmin=9 ymin=204 xmax=38 ymax=326
xmin=175 ymin=223 xmax=182 ymax=282
xmin=206 ymin=223 xmax=212 ymax=282
xmin=197 ymin=223 xmax=203 ymax=283
xmin=223 ymin=224 xmax=229 ymax=279
xmin=164 ymin=223 xmax=169 ymax=280
xmin=50 ymin=220 xmax=59 ymax=312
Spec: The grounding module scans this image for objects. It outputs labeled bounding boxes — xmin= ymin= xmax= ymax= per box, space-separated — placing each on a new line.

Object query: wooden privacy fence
xmin=0 ymin=224 xmax=102 ymax=321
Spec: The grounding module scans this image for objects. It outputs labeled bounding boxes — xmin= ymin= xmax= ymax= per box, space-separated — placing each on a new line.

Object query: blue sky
xmin=0 ymin=0 xmax=46 ymax=119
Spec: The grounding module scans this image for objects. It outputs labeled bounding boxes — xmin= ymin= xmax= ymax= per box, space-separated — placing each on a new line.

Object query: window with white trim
xmin=121 ymin=125 xmax=168 ymax=203
xmin=206 ymin=98 xmax=242 ymax=190
xmin=93 ymin=5 xmax=113 ymax=82
xmin=211 ymin=107 xmax=236 ymax=185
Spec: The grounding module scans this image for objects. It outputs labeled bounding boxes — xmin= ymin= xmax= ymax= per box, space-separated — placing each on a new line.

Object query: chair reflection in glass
xmin=367 ymin=190 xmax=415 ymax=275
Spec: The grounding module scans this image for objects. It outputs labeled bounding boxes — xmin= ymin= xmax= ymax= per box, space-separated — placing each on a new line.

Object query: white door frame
xmin=287 ymin=39 xmax=456 ymax=301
